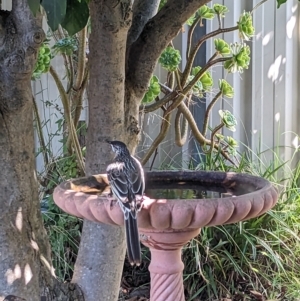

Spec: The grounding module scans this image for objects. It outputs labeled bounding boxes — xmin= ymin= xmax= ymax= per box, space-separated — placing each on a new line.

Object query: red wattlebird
xmin=106 ymin=140 xmax=145 ymax=266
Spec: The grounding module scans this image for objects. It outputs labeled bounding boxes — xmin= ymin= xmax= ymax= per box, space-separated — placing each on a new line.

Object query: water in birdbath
xmin=145 ymin=181 xmax=253 ymax=199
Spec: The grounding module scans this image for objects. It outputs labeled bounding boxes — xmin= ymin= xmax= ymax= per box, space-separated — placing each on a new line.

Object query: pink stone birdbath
xmin=53 ymin=171 xmax=278 ymax=301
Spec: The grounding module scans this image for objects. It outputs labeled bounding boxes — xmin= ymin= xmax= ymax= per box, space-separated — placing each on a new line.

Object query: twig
xmin=202 ymin=91 xmax=222 ymax=136
xmin=49 ymin=66 xmax=85 ymax=175
xmin=32 ymin=95 xmax=49 ymax=166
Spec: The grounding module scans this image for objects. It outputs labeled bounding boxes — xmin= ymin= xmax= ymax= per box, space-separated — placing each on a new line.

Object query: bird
xmin=106 ymin=140 xmax=145 ymax=266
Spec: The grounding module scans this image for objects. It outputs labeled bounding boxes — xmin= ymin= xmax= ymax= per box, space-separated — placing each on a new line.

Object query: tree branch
xmin=141 ymin=112 xmax=172 ymax=165
xmin=178 ymin=101 xmax=236 ymax=165
xmin=127 ymin=0 xmax=160 ymax=48
xmin=175 ymin=108 xmax=189 ymax=147
xmin=202 ymin=90 xmax=222 ymax=136
xmin=126 ymin=0 xmax=211 ymax=100
xmin=11 ymin=0 xmax=34 ymax=33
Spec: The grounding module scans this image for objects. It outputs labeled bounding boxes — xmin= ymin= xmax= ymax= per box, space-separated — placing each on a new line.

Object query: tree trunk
xmin=71 ymin=1 xmax=130 ymax=300
xmin=0 ymin=2 xmax=83 ymax=300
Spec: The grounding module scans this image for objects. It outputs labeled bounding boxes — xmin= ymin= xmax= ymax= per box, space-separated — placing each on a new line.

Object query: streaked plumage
xmin=106 ymin=140 xmax=145 ymax=265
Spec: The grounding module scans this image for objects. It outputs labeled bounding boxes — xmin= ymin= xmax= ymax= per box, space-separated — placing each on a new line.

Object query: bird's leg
xmin=105 ymin=190 xmax=117 ymax=209
xmin=136 ymin=194 xmax=150 ymax=211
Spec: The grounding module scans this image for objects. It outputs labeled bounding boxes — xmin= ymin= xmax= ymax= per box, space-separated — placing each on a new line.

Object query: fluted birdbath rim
xmin=53 ymin=170 xmax=278 ymax=231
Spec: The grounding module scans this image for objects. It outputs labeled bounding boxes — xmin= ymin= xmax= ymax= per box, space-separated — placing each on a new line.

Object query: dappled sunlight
xmin=40 ymin=254 xmax=55 ymax=276
xmin=275 ymin=112 xmax=280 ymax=122
xmin=24 ymin=264 xmax=33 ymax=285
xmin=262 ymin=32 xmax=273 ymax=46
xmin=142 ymin=196 xmax=167 ymax=208
xmin=30 ymin=239 xmax=39 ymax=251
xmin=5 ymin=264 xmax=34 ymax=286
xmin=268 ymin=55 xmax=282 ymax=82
xmin=292 ymin=136 xmax=299 ymax=149
xmin=15 ymin=207 xmax=23 ymax=232
xmin=286 ymin=15 xmax=296 ymax=39
xmin=5 ymin=264 xmax=21 ymax=285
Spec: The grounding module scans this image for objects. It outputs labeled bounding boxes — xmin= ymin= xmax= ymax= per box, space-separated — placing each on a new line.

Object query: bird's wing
xmin=129 ymin=157 xmax=145 ymax=196
xmin=106 ymin=162 xmax=129 ymax=203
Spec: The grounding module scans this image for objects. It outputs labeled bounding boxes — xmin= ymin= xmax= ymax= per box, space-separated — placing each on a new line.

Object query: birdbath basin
xmin=53 ymin=171 xmax=278 ymax=301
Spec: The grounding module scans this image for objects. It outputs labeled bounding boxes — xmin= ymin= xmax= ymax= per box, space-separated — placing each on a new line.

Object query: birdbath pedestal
xmin=53 ymin=171 xmax=278 ymax=301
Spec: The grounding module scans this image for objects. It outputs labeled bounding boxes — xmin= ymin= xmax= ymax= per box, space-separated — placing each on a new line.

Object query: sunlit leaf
xmin=42 ymin=0 xmax=67 ymax=31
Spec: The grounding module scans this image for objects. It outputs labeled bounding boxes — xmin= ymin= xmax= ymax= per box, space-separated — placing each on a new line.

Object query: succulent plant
xmin=224 ymin=43 xmax=251 ymax=73
xmin=238 ymin=11 xmax=255 ymax=41
xmin=219 ymin=79 xmax=234 ymax=98
xmin=32 ymin=42 xmax=52 ymax=79
xmin=214 ymin=38 xmax=231 ymax=56
xmin=142 ymin=75 xmax=161 ymax=104
xmin=219 ymin=110 xmax=237 ymax=132
xmin=159 ymin=46 xmax=181 ymax=72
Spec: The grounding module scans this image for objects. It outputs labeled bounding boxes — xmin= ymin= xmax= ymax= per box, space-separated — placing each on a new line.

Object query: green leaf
xmin=42 ymin=0 xmax=67 ymax=31
xmin=28 ymin=0 xmax=40 ymax=15
xmin=276 ymin=0 xmax=287 ymax=8
xmin=61 ymin=0 xmax=89 ymax=36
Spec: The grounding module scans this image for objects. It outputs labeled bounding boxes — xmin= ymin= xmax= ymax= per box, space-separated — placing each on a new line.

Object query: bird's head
xmin=106 ymin=140 xmax=130 ymax=156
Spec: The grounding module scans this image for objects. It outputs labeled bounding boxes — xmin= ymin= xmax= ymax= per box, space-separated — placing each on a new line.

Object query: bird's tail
xmin=125 ymin=213 xmax=141 ymax=266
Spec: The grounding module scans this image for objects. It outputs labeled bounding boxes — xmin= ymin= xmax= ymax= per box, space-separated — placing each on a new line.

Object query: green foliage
xmin=237 ymin=11 xmax=255 ymax=41
xmin=197 ymin=5 xmax=215 ymax=20
xmin=186 ymin=14 xmax=196 ymax=26
xmin=142 ymin=75 xmax=161 ymax=104
xmin=159 ymin=46 xmax=181 ymax=72
xmin=28 ymin=0 xmax=40 ymax=15
xmin=43 ymin=194 xmax=82 ymax=281
xmin=188 ymin=67 xmax=213 ymax=97
xmin=42 ymin=154 xmax=83 ymax=281
xmin=214 ymin=38 xmax=231 ymax=56
xmin=219 ymin=110 xmax=237 ymax=132
xmin=277 ymin=0 xmax=300 ymax=8
xmin=224 ymin=43 xmax=251 ymax=73
xmin=39 ymin=0 xmax=89 ymax=35
xmin=213 ymin=4 xmax=229 ymax=17
xmin=32 ymin=42 xmax=52 ymax=79
xmin=219 ymin=79 xmax=234 ymax=98
xmin=53 ymin=37 xmax=78 ymax=55
xmin=61 ymin=0 xmax=90 ymax=36
xmin=41 ymin=0 xmax=67 ymax=31
xmin=158 ymin=0 xmax=167 ymax=11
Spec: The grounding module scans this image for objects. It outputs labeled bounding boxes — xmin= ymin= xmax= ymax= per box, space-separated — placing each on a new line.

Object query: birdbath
xmin=53 ymin=171 xmax=278 ymax=301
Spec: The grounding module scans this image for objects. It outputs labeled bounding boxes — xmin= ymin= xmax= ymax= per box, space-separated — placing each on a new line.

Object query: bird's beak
xmin=105 ymin=139 xmax=112 ymax=144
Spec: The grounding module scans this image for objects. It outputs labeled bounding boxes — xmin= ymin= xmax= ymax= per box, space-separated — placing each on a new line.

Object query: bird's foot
xmin=105 ymin=193 xmax=117 ymax=209
xmin=136 ymin=194 xmax=150 ymax=211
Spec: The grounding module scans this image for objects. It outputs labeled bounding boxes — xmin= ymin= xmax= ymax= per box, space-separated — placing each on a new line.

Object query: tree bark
xmin=0 ymin=2 xmax=83 ymax=300
xmin=71 ymin=1 xmax=130 ymax=300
